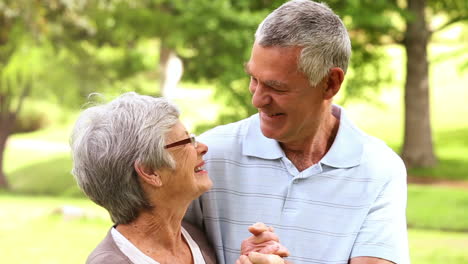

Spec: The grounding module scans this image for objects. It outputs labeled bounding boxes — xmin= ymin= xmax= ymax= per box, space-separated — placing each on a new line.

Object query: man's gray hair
xmin=70 ymin=92 xmax=180 ymax=224
xmin=255 ymin=0 xmax=351 ymax=86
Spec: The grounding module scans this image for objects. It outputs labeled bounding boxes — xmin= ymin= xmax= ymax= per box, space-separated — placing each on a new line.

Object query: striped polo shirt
xmin=186 ymin=105 xmax=410 ymax=264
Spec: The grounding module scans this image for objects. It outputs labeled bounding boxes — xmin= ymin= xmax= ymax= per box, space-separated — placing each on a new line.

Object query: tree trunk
xmin=158 ymin=40 xmax=183 ymax=99
xmin=0 ymin=119 xmax=12 ymax=189
xmin=159 ymin=42 xmax=171 ymax=95
xmin=402 ymin=0 xmax=437 ymax=168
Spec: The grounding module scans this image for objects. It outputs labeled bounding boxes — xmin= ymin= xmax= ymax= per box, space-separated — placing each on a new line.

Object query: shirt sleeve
xmin=350 ymin=158 xmax=410 ymax=264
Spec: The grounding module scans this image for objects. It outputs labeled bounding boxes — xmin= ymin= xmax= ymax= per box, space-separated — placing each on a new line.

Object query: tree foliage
xmin=1 ymin=0 xmax=467 ymax=189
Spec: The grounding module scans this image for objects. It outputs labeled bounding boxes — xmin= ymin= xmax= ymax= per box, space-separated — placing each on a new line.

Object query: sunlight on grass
xmin=1 ymin=194 xmax=467 ymax=264
xmin=407 ymin=184 xmax=468 ymax=231
xmin=0 ymin=194 xmax=111 ymax=264
xmin=409 ymin=229 xmax=468 ymax=264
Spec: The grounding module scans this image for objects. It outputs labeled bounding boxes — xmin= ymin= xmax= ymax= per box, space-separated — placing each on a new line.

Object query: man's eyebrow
xmin=244 ymin=62 xmax=287 ymax=89
xmin=264 ymin=80 xmax=287 ymax=89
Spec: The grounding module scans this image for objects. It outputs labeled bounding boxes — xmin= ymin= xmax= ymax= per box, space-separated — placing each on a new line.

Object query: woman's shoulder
xmin=182 ymin=221 xmax=218 ymax=264
xmin=86 ymin=229 xmax=133 ymax=264
xmin=87 ymin=252 xmax=132 ymax=264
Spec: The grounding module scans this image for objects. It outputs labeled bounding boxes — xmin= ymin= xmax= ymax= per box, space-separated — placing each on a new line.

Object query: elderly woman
xmin=70 ymin=92 xmax=216 ymax=264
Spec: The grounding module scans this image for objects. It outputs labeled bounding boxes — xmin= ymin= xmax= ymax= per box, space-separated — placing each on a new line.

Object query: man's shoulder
xmin=333 ymin=106 xmax=405 ymax=175
xmin=358 ymin=133 xmax=406 ymax=180
xmin=363 ymin=134 xmax=403 ymax=163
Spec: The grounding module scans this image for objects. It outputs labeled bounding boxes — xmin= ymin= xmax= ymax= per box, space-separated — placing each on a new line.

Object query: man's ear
xmin=323 ymin=67 xmax=344 ymax=100
xmin=134 ymin=161 xmax=162 ymax=187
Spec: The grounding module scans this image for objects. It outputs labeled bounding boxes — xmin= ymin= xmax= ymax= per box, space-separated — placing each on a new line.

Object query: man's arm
xmin=350 ymin=153 xmax=410 ymax=264
xmin=350 ymin=257 xmax=395 ymax=264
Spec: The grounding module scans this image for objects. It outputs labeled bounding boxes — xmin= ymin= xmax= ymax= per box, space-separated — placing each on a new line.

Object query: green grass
xmin=4 ymin=139 xmax=81 ymax=197
xmin=409 ymin=229 xmax=468 ymax=264
xmin=407 ymin=184 xmax=468 ymax=231
xmin=409 ymin=127 xmax=468 ymax=180
xmin=0 ymin=193 xmax=111 ymax=264
xmin=0 ymin=193 xmax=467 ymax=264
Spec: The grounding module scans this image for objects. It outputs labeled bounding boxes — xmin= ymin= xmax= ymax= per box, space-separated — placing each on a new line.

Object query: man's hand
xmin=236 ymin=252 xmax=285 ymax=264
xmin=350 ymin=257 xmax=395 ymax=264
xmin=241 ymin=222 xmax=290 ymax=257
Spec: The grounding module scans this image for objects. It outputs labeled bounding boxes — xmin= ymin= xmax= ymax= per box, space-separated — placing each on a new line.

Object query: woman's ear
xmin=134 ymin=161 xmax=162 ymax=187
xmin=323 ymin=67 xmax=344 ymax=100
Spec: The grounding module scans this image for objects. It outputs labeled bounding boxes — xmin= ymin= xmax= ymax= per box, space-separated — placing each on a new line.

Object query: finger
xmin=251 ymin=231 xmax=280 ymax=243
xmin=241 ymin=234 xmax=280 ymax=255
xmin=257 ymin=242 xmax=290 ymax=257
xmin=248 ymin=222 xmax=269 ymax=235
xmin=268 ymin=226 xmax=275 ymax=232
xmin=241 ymin=240 xmax=277 ymax=255
xmin=275 ymin=244 xmax=290 ymax=257
xmin=248 ymin=252 xmax=284 ymax=264
xmin=258 ymin=244 xmax=280 ymax=255
xmin=238 ymin=255 xmax=253 ymax=264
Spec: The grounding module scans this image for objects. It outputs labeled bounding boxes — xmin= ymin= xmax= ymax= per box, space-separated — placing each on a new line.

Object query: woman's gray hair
xmin=255 ymin=0 xmax=351 ymax=86
xmin=70 ymin=92 xmax=180 ymax=224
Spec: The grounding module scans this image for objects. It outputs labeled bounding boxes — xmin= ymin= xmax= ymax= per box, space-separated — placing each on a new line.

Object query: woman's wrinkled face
xmin=161 ymin=121 xmax=211 ymax=198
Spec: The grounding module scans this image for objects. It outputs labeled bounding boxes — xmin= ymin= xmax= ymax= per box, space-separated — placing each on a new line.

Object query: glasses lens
xmin=190 ymin=134 xmax=197 ymax=147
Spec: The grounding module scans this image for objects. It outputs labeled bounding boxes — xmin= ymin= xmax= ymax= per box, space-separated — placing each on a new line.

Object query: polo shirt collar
xmin=242 ymin=106 xmax=364 ymax=168
xmin=320 ymin=105 xmax=363 ymax=168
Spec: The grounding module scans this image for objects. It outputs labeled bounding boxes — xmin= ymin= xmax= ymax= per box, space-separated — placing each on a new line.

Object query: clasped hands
xmin=236 ymin=222 xmax=290 ymax=264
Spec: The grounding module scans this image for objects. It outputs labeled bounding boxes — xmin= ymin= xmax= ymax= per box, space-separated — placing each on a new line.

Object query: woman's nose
xmin=197 ymin=141 xmax=208 ymax=156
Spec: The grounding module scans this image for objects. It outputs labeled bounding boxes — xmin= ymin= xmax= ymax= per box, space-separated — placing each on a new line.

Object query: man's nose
xmin=251 ymin=83 xmax=271 ymax=108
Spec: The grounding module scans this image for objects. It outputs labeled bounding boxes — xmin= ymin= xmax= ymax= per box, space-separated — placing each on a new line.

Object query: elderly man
xmin=186 ymin=1 xmax=410 ymax=264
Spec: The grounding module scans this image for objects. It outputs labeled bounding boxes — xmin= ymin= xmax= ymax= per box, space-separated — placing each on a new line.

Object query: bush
xmin=12 ymin=111 xmax=49 ymax=133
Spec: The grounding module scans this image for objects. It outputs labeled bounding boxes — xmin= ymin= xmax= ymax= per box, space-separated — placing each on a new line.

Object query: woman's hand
xmin=241 ymin=222 xmax=290 ymax=257
xmin=238 ymin=222 xmax=290 ymax=264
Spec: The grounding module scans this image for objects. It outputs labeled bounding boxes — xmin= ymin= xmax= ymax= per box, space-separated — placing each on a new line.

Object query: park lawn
xmin=407 ymin=184 xmax=468 ymax=231
xmin=4 ymin=140 xmax=81 ymax=197
xmin=0 ymin=193 xmax=467 ymax=264
xmin=0 ymin=193 xmax=111 ymax=264
xmin=408 ymin=228 xmax=468 ymax=264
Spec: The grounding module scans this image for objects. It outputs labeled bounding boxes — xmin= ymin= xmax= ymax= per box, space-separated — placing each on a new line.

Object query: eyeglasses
xmin=164 ymin=134 xmax=198 ymax=149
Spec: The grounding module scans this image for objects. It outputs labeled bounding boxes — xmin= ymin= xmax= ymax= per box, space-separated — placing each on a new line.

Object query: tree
xmin=193 ymin=0 xmax=468 ymax=168
xmin=402 ymin=0 xmax=436 ymax=167
xmin=0 ymin=0 xmax=153 ymax=189
xmin=194 ymin=0 xmax=468 ymax=168
xmin=332 ymin=0 xmax=467 ymax=168
xmin=0 ymin=0 xmax=44 ymax=189
xmin=401 ymin=0 xmax=467 ymax=167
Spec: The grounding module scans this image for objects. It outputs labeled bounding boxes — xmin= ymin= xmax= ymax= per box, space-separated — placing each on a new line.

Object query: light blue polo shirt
xmin=186 ymin=105 xmax=410 ymax=264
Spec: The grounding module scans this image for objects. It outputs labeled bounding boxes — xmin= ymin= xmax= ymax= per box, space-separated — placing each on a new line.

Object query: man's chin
xmin=260 ymin=124 xmax=280 ymax=140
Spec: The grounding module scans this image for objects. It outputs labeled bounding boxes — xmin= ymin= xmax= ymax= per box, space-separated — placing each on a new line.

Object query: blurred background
xmin=0 ymin=0 xmax=467 ymax=263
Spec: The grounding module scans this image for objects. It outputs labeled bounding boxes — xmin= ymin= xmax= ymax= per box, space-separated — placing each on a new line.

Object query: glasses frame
xmin=164 ymin=134 xmax=197 ymax=149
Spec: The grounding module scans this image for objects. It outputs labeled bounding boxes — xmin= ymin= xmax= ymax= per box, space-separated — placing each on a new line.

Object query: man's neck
xmin=281 ymin=114 xmax=340 ymax=172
